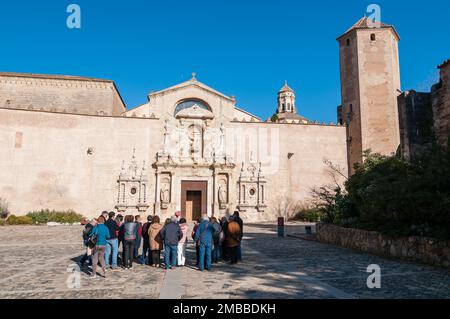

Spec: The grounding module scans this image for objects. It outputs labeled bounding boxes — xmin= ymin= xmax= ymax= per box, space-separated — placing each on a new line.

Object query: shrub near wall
xmin=26 ymin=209 xmax=84 ymax=224
xmin=316 ymin=223 xmax=450 ymax=268
xmin=6 ymin=215 xmax=33 ymax=225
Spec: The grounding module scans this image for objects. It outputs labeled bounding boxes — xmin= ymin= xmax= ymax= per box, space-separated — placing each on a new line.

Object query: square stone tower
xmin=337 ymin=17 xmax=402 ymax=174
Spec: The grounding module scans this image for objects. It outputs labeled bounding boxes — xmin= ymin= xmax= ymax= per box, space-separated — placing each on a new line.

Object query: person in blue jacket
xmin=90 ymin=215 xmax=110 ymax=278
xmin=194 ymin=214 xmax=215 ymax=271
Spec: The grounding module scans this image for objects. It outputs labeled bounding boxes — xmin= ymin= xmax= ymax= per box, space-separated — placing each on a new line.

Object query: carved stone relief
xmin=116 ymin=150 xmax=149 ymax=213
xmin=237 ymin=162 xmax=266 ymax=212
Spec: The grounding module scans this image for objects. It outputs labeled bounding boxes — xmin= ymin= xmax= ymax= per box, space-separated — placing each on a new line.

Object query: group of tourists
xmin=79 ymin=210 xmax=244 ymax=278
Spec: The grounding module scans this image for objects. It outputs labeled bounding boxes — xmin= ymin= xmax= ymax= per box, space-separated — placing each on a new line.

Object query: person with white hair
xmin=194 ymin=214 xmax=215 ymax=271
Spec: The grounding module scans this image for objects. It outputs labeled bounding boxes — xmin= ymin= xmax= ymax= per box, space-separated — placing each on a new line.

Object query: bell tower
xmin=338 ymin=17 xmax=402 ymax=174
xmin=276 ymin=81 xmax=297 ymax=119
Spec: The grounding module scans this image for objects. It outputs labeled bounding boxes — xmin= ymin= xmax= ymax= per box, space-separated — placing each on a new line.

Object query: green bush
xmin=6 ymin=215 xmax=33 ymax=225
xmin=292 ymin=208 xmax=323 ymax=222
xmin=26 ymin=209 xmax=84 ymax=224
xmin=309 ymin=146 xmax=450 ymax=239
xmin=0 ymin=219 xmax=6 ymax=226
xmin=344 ymin=148 xmax=450 ymax=238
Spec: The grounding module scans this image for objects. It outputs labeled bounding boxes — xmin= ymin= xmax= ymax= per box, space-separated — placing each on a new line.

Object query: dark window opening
xmin=346 ymin=39 xmax=350 ymax=46
xmin=371 ymin=34 xmax=376 ymax=41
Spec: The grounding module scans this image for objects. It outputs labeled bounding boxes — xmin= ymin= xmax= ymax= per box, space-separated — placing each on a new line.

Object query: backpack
xmin=86 ymin=226 xmax=98 ymax=249
xmin=82 ymin=224 xmax=93 ymax=242
xmin=212 ymin=223 xmax=221 ymax=243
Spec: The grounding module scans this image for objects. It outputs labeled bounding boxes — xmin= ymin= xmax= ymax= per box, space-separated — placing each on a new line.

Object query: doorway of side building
xmin=181 ymin=181 xmax=207 ymax=222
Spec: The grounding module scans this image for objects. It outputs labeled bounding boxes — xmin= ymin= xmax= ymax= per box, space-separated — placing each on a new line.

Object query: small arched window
xmin=371 ymin=34 xmax=376 ymax=41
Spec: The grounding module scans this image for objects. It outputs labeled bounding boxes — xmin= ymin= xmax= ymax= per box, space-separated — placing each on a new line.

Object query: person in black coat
xmin=232 ymin=211 xmax=244 ymax=261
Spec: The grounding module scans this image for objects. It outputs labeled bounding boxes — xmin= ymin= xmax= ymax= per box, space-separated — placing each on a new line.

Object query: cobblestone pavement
xmin=0 ymin=223 xmax=449 ymax=299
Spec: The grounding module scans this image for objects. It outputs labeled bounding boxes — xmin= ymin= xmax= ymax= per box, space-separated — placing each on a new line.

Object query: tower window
xmin=370 ymin=34 xmax=376 ymax=41
xmin=287 ymin=103 xmax=291 ymax=111
xmin=282 ymin=103 xmax=285 ymax=112
xmin=346 ymin=39 xmax=350 ymax=46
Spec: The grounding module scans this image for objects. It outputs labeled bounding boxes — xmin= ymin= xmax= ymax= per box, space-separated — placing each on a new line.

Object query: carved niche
xmin=217 ymin=173 xmax=229 ymax=210
xmin=160 ymin=173 xmax=172 ymax=210
xmin=116 ymin=151 xmax=149 ymax=213
xmin=237 ymin=162 xmax=267 ymax=212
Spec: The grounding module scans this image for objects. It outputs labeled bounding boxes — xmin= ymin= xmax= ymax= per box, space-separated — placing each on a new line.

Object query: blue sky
xmin=0 ymin=0 xmax=448 ymax=122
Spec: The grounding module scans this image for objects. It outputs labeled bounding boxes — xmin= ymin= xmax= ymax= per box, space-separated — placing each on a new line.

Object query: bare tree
xmin=0 ymin=197 xmax=10 ymax=219
xmin=323 ymin=158 xmax=348 ymax=187
xmin=273 ymin=195 xmax=302 ymax=220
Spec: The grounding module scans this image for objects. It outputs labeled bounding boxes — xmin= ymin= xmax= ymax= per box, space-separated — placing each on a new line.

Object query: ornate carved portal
xmin=237 ymin=162 xmax=267 ymax=213
xmin=116 ymin=150 xmax=150 ymax=213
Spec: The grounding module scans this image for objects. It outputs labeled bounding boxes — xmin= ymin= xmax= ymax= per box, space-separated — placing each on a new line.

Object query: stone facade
xmin=0 ymin=73 xmax=347 ymax=222
xmin=316 ymin=223 xmax=450 ymax=268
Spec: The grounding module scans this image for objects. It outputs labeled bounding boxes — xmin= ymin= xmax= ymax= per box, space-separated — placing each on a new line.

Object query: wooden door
xmin=181 ymin=181 xmax=208 ymax=221
xmin=186 ymin=200 xmax=193 ymax=222
xmin=186 ymin=191 xmax=202 ymax=222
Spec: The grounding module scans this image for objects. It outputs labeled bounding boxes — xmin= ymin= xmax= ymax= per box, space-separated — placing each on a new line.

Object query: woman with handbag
xmin=89 ymin=215 xmax=110 ymax=278
xmin=148 ymin=215 xmax=163 ymax=267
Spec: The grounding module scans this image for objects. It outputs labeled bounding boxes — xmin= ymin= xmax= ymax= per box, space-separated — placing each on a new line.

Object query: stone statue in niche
xmin=218 ymin=185 xmax=227 ymax=209
xmin=160 ymin=186 xmax=170 ymax=209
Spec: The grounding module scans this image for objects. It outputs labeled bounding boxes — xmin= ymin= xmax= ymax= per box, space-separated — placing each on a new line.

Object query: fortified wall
xmin=398 ymin=60 xmax=450 ymax=159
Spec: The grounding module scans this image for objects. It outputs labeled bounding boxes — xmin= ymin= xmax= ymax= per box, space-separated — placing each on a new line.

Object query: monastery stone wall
xmin=0 ymin=74 xmax=125 ymax=116
xmin=0 ymin=108 xmax=161 ymax=217
xmin=0 ymin=107 xmax=347 ymax=221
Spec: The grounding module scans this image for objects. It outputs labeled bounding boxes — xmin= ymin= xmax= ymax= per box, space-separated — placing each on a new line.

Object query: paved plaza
xmin=0 ymin=223 xmax=449 ymax=299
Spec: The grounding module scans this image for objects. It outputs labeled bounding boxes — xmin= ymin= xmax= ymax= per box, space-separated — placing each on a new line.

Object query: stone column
xmin=212 ymin=168 xmax=219 ymax=217
xmin=154 ymin=168 xmax=160 ymax=215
